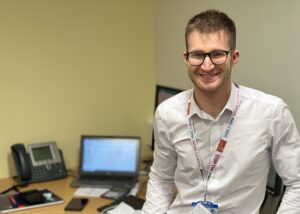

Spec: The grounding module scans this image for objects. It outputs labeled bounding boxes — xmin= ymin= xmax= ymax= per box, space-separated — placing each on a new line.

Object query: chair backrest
xmin=260 ymin=163 xmax=285 ymax=214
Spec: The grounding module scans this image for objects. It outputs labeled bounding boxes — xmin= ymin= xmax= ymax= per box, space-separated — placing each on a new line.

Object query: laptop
xmin=70 ymin=135 xmax=141 ymax=189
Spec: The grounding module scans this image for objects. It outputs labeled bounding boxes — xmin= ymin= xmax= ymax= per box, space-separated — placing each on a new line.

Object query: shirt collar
xmin=188 ymin=82 xmax=237 ymax=119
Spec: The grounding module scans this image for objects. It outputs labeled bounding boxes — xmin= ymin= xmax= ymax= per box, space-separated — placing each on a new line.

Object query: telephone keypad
xmin=31 ymin=163 xmax=67 ymax=182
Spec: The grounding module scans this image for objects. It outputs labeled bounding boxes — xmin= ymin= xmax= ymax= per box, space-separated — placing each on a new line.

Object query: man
xmin=142 ymin=9 xmax=300 ymax=213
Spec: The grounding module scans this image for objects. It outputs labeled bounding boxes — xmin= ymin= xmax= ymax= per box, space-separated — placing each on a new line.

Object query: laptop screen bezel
xmin=78 ymin=135 xmax=141 ymax=178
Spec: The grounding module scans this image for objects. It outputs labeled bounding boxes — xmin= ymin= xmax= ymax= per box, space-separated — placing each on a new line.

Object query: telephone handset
xmin=11 ymin=142 xmax=67 ymax=185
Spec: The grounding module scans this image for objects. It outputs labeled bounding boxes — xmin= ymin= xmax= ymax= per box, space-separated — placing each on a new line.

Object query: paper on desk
xmin=107 ymin=202 xmax=143 ymax=214
xmin=74 ymin=187 xmax=109 ymax=197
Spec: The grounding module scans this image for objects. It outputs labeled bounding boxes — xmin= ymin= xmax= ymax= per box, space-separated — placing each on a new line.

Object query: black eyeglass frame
xmin=184 ymin=49 xmax=234 ymax=66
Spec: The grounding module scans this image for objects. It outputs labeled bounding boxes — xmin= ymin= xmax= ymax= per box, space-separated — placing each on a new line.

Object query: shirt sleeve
xmin=142 ymin=109 xmax=177 ymax=214
xmin=270 ymin=101 xmax=300 ymax=213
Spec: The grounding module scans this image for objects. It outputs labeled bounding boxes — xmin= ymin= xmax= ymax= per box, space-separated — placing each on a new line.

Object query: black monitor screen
xmin=152 ymin=85 xmax=183 ymax=150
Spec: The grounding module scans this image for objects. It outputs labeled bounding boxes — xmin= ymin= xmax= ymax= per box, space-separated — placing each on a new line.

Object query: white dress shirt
xmin=142 ymin=82 xmax=300 ymax=214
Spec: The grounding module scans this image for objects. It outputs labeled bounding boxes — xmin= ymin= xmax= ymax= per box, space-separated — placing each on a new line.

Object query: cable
xmin=0 ymin=179 xmax=30 ymax=195
xmin=0 ymin=184 xmax=22 ymax=195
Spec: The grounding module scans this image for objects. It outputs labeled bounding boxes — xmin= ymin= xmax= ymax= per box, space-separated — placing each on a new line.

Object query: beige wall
xmin=155 ymin=0 xmax=300 ymax=128
xmin=0 ymin=0 xmax=154 ymax=178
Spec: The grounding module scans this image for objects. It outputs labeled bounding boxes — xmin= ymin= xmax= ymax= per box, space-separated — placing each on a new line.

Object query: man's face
xmin=184 ymin=30 xmax=239 ymax=95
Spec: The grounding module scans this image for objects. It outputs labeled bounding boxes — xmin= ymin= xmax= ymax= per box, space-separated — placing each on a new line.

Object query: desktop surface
xmin=0 ymin=175 xmax=148 ymax=214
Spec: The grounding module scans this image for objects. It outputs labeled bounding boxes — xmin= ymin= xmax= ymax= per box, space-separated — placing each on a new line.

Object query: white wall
xmin=155 ymin=0 xmax=300 ymax=127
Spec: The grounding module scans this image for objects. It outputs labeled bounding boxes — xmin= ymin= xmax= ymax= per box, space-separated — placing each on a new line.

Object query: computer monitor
xmin=266 ymin=162 xmax=284 ymax=196
xmin=151 ymin=85 xmax=183 ymax=150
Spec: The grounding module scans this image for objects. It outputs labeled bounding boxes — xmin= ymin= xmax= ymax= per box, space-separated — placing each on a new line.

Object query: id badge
xmin=192 ymin=201 xmax=218 ymax=214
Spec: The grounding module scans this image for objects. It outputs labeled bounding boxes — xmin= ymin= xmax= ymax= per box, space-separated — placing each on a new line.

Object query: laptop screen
xmin=79 ymin=135 xmax=140 ymax=177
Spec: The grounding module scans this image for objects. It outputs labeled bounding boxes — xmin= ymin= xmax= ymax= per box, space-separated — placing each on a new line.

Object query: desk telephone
xmin=11 ymin=142 xmax=67 ymax=185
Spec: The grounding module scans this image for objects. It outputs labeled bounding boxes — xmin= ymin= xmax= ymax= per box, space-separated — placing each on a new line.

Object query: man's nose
xmin=200 ymin=55 xmax=215 ymax=71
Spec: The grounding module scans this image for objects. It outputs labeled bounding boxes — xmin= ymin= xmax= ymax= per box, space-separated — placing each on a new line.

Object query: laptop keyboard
xmin=121 ymin=195 xmax=145 ymax=210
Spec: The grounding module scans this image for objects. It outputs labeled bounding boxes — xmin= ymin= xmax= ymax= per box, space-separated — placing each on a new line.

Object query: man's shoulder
xmin=240 ymin=85 xmax=284 ymax=105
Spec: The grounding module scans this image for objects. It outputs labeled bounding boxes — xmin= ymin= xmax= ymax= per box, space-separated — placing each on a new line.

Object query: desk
xmin=0 ymin=175 xmax=148 ymax=214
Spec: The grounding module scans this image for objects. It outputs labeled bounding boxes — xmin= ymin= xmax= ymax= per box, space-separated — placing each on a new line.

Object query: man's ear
xmin=183 ymin=52 xmax=189 ymax=64
xmin=231 ymin=49 xmax=240 ymax=65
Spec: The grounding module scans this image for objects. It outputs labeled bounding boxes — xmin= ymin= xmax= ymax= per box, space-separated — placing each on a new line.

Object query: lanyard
xmin=187 ymin=87 xmax=241 ymax=200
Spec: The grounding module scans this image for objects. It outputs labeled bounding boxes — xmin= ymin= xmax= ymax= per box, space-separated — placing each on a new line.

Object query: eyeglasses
xmin=185 ymin=50 xmax=233 ymax=66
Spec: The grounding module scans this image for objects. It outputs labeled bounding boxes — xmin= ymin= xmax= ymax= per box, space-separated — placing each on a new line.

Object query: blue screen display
xmin=82 ymin=137 xmax=139 ymax=173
